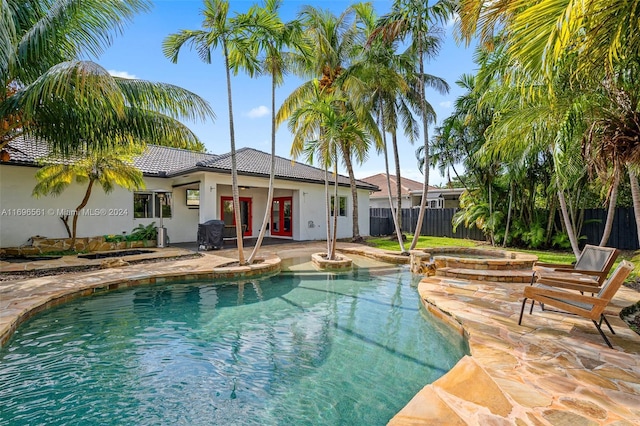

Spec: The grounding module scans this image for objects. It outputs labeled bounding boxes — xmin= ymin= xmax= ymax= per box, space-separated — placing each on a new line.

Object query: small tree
xmin=32 ymin=148 xmax=145 ymax=250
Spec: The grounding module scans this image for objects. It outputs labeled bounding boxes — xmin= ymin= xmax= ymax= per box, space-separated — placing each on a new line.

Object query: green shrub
xmin=104 ymin=234 xmax=125 ymax=243
xmin=130 ymin=222 xmax=157 ymax=241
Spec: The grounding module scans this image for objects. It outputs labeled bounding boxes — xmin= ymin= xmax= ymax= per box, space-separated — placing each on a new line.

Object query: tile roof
xmin=196 ymin=147 xmax=378 ymax=190
xmin=133 ymin=145 xmax=216 ymax=176
xmin=1 ymin=138 xmax=378 ymax=190
xmin=2 ymin=137 xmax=62 ymax=165
xmin=361 ymin=173 xmax=435 ymax=198
xmin=1 ymin=136 xmax=216 ymax=175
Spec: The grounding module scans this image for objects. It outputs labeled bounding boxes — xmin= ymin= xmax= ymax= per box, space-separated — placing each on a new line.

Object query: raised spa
xmin=427 ymin=247 xmax=537 ymax=270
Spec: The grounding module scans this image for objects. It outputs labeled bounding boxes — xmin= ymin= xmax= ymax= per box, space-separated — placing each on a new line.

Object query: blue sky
xmin=98 ymin=0 xmax=477 ymax=186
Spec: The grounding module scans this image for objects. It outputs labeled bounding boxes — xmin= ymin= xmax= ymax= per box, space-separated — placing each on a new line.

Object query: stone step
xmin=390 ymin=356 xmax=517 ymax=424
xmin=436 ymin=267 xmax=534 ymax=283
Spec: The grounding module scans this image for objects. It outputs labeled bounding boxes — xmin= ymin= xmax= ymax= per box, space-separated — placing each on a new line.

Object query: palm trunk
xmin=503 ymin=182 xmax=513 ymax=247
xmin=325 ymin=164 xmax=331 ymax=257
xmin=379 ymin=104 xmax=406 ymax=253
xmin=223 ymin=40 xmax=245 ymax=265
xmin=628 ymin=166 xmax=640 ymax=246
xmin=330 ymin=158 xmax=339 ymax=260
xmin=410 ymin=25 xmax=429 ymax=250
xmin=558 ymin=186 xmax=581 ymax=257
xmin=488 ymin=183 xmax=495 ymax=246
xmin=70 ymin=179 xmax=95 ymax=250
xmin=599 ymin=171 xmax=620 ymax=246
xmin=247 ymin=73 xmax=277 ymax=264
xmin=341 ymin=142 xmax=361 ymax=242
xmin=391 ymin=130 xmax=403 ymax=231
xmin=545 ymin=194 xmax=556 ymax=245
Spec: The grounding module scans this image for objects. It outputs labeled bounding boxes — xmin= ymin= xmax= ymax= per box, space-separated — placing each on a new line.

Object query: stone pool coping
xmin=390 ymin=276 xmax=640 ymax=425
xmin=1 ymin=242 xmax=639 ymax=425
xmin=0 ymin=247 xmax=281 ymax=347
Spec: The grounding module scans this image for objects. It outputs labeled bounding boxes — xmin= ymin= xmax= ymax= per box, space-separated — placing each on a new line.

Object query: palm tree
xmin=32 ymin=147 xmax=145 ymax=250
xmin=164 ymin=0 xmax=262 ymax=265
xmin=348 ymin=5 xmax=416 ymax=252
xmin=458 ymin=1 xmax=640 ymax=249
xmin=245 ymin=0 xmax=309 ymax=264
xmin=372 ymin=0 xmax=455 ymax=250
xmin=288 ymin=81 xmax=372 ymax=260
xmin=458 ymin=0 xmax=640 ymax=79
xmin=278 ymin=5 xmax=374 ymax=242
xmin=1 ymin=0 xmax=213 ymax=155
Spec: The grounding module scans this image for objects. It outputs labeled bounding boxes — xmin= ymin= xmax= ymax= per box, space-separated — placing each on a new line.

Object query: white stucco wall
xmin=369 ymin=196 xmax=415 ymax=209
xmin=0 ymin=165 xmax=135 ymax=247
xmin=1 ymin=164 xmax=372 ymax=247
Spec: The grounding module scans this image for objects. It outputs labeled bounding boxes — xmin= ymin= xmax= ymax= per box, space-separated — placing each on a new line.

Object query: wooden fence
xmin=370 ymin=207 xmax=639 ymax=250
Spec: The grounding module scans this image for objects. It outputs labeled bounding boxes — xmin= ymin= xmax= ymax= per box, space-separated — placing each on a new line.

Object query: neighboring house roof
xmin=361 ymin=173 xmax=436 ymax=198
xmin=1 ymin=137 xmax=378 ymax=191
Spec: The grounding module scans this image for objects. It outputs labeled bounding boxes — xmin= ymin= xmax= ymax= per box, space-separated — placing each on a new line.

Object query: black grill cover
xmin=197 ymin=220 xmax=225 ymax=250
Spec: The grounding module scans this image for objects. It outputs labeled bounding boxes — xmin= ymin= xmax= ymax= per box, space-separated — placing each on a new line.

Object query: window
xmin=330 ymin=196 xmax=347 ymax=217
xmin=134 ymin=193 xmax=152 ymax=218
xmin=186 ymin=189 xmax=200 ymax=207
xmin=134 ymin=191 xmax=172 ymax=218
xmin=427 ymin=198 xmax=444 ymax=209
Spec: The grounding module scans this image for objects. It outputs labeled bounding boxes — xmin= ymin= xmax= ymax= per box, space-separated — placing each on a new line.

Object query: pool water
xmin=0 ymin=267 xmax=468 ymax=425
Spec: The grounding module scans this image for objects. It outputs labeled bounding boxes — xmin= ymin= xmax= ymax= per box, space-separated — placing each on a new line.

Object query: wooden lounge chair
xmin=519 ymin=260 xmax=634 ymax=348
xmin=531 ymin=244 xmax=620 ymax=288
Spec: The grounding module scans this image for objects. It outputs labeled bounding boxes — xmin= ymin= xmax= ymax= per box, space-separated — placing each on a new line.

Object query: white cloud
xmin=439 ymin=101 xmax=453 ymax=109
xmin=246 ymin=105 xmax=270 ymax=118
xmin=108 ymin=70 xmax=137 ymax=79
xmin=446 ymin=13 xmax=460 ymax=29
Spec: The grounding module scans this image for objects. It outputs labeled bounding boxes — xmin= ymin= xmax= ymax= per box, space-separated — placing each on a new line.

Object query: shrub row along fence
xmin=370 ymin=207 xmax=639 ymax=250
xmin=370 ymin=208 xmax=484 ymax=241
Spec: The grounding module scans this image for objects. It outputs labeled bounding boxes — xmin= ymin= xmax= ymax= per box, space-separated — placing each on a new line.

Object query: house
xmin=361 ymin=173 xmax=463 ymax=210
xmin=0 ymin=137 xmax=378 ymax=247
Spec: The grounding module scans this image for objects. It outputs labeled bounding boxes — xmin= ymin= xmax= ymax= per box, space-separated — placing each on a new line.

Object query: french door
xmin=221 ymin=196 xmax=252 ymax=236
xmin=271 ymin=197 xmax=292 ymax=237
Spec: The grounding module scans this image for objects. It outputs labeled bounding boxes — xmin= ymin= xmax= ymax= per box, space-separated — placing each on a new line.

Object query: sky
xmin=98 ymin=0 xmax=478 ymax=186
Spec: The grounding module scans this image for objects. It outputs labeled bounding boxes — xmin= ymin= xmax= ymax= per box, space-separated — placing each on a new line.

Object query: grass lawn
xmin=365 ymin=235 xmax=577 ymax=264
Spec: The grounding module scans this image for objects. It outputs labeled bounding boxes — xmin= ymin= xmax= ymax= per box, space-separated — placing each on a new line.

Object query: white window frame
xmin=134 ymin=191 xmax=173 ymax=219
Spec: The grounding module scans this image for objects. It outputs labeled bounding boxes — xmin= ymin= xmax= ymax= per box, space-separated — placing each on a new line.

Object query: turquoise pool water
xmin=0 ymin=266 xmax=468 ymax=425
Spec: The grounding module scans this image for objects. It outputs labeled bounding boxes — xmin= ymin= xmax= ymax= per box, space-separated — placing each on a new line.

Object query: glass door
xmin=271 ymin=197 xmax=292 ymax=237
xmin=221 ymin=197 xmax=252 ymax=236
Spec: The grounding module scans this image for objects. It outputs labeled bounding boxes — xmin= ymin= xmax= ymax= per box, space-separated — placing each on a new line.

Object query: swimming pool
xmin=0 ymin=266 xmax=469 ymax=425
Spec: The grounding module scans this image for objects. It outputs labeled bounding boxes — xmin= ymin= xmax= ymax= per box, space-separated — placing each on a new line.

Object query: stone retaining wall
xmin=1 ymin=236 xmax=156 ymax=256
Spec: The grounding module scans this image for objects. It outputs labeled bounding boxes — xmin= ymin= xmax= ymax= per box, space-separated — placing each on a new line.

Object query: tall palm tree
xmin=245 ymin=0 xmax=309 ymax=264
xmin=278 ymin=5 xmax=373 ymax=242
xmin=372 ymin=0 xmax=455 ymax=250
xmin=32 ymin=147 xmax=145 ymax=250
xmin=470 ymin=47 xmax=590 ymax=256
xmin=164 ymin=0 xmax=262 ymax=265
xmin=1 ymin=0 xmax=213 ymax=155
xmin=348 ymin=5 xmax=416 ymax=252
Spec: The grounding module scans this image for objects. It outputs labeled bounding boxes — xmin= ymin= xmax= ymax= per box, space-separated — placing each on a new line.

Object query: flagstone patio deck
xmin=1 ymin=242 xmax=639 ymax=425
